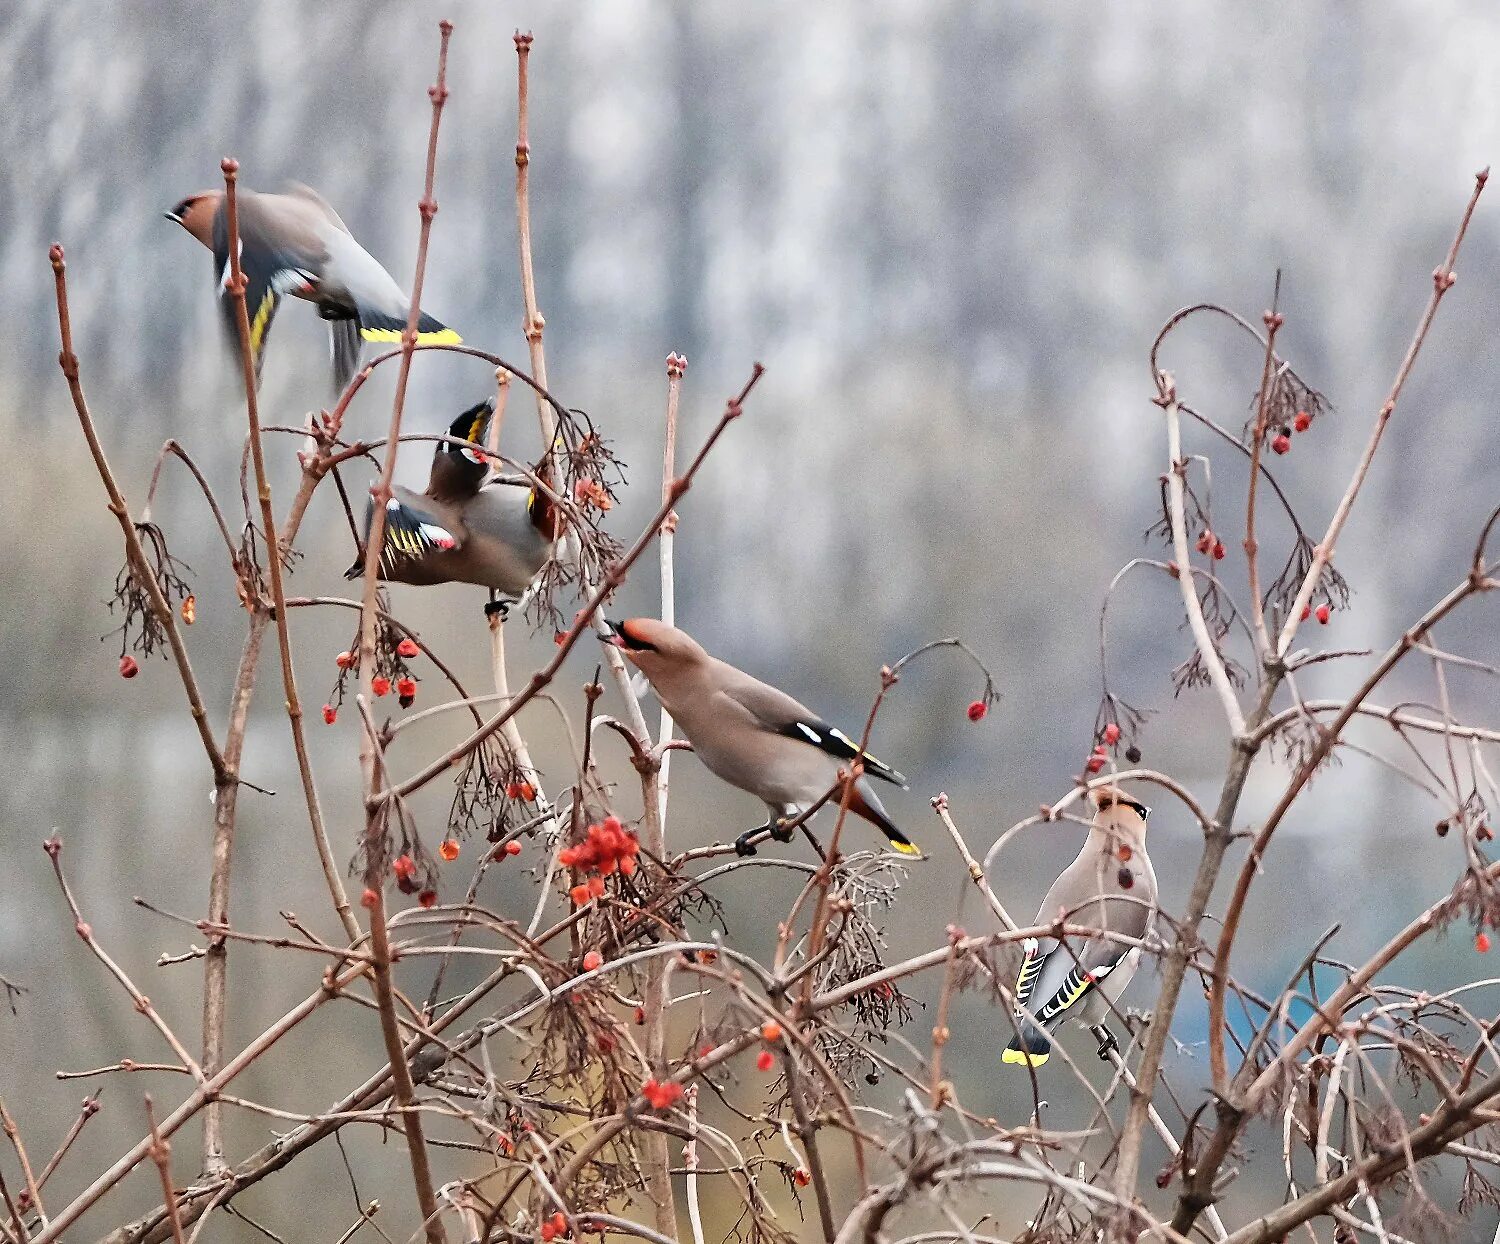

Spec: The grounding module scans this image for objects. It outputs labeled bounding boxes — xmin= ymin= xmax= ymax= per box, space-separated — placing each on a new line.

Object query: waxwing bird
xmin=1002 ymin=787 xmax=1158 ymax=1069
xmin=165 ymin=184 xmax=459 ymax=392
xmin=345 ymin=399 xmax=560 ymax=611
xmin=601 ymin=618 xmax=918 ymax=858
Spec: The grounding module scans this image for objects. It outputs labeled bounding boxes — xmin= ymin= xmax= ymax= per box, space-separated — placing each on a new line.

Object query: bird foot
xmin=483 ymin=598 xmax=511 ymax=620
xmin=769 ymin=817 xmax=797 ymax=843
xmin=733 ymin=832 xmax=760 ymax=857
xmin=1094 ymin=1026 xmax=1119 ymax=1062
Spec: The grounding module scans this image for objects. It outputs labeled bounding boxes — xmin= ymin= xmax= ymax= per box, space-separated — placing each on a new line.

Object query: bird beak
xmin=599 ymin=618 xmax=627 ymax=649
xmin=163 ymin=211 xmax=183 ymax=224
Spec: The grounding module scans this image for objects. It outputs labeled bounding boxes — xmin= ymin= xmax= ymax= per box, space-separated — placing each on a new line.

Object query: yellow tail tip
xmin=360 ymin=327 xmax=463 ymax=344
xmin=1002 ymin=1046 xmax=1049 ymax=1068
xmin=889 ymin=840 xmax=921 ymax=857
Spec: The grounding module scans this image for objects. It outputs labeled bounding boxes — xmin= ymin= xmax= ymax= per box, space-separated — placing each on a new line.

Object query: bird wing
xmin=718 ymin=672 xmax=907 ymax=787
xmin=330 ymin=318 xmax=362 ymax=394
xmin=211 ymin=195 xmax=324 ymax=382
xmin=345 ymin=491 xmax=461 ymax=581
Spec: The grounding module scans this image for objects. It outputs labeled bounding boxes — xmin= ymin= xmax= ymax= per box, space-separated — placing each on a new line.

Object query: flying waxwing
xmin=165 ymin=184 xmax=459 ymax=392
xmin=346 ymin=399 xmax=560 ymax=613
xmin=1002 ymin=786 xmax=1158 ymax=1068
xmin=601 ymin=619 xmax=918 ymax=858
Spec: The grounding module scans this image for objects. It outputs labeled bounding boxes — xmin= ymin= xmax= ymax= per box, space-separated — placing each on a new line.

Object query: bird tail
xmin=1002 ymin=1017 xmax=1052 ymax=1067
xmin=357 ymin=308 xmax=462 ymax=345
xmin=846 ymin=782 xmax=920 ymax=857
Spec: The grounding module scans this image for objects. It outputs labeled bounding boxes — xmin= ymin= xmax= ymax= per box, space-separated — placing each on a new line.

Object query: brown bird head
xmin=163 ymin=191 xmax=222 ymax=248
xmin=600 ymin=618 xmax=706 ymax=679
xmin=1091 ymin=785 xmax=1151 ymax=839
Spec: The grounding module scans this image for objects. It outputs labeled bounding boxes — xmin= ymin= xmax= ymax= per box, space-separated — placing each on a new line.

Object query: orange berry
xmin=518 ymin=781 xmax=537 ymax=801
xmin=439 ymin=839 xmax=460 ymax=862
xmin=587 ymin=876 xmax=606 ymax=899
xmin=372 ymin=675 xmax=391 ymax=697
xmin=505 ymin=781 xmax=523 ymax=799
xmin=619 ymin=856 xmax=637 ymax=876
xmin=396 ymin=637 xmax=420 ymax=658
xmin=570 ymin=884 xmax=591 ymax=906
xmin=761 ymin=1021 xmax=782 ymax=1043
xmin=335 ymin=650 xmax=355 ymax=670
xmin=396 ymin=676 xmax=417 ymax=700
xmin=505 ymin=840 xmax=523 ymax=856
xmin=181 ymin=595 xmax=196 ymax=625
xmin=582 ymin=950 xmax=603 ymax=971
xmin=322 ymin=704 xmax=337 ymax=725
xmin=119 ymin=654 xmax=139 ymax=679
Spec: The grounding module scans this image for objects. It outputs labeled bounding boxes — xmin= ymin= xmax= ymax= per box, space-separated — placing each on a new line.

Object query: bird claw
xmin=1095 ymin=1027 xmax=1119 ymax=1061
xmin=483 ymin=599 xmax=511 ymax=620
xmin=769 ymin=818 xmax=796 ymax=844
xmin=733 ymin=833 xmax=759 ymax=857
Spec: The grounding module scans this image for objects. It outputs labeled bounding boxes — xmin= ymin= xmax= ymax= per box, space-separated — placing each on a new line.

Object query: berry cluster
xmin=640 ymin=1077 xmax=683 ymax=1110
xmin=1194 ymin=528 xmax=1227 ymax=560
xmin=323 ymin=622 xmax=423 ymax=723
xmin=561 ymin=815 xmax=641 ymax=905
xmin=540 ymin=1211 xmax=570 ymax=1241
xmin=1270 ymin=408 xmax=1314 ymax=456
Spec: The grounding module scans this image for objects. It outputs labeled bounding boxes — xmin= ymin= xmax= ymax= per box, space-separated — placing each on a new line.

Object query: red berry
xmin=1195 ymin=531 xmax=1212 ymax=555
xmin=588 ymin=875 xmax=606 ymax=898
xmin=1086 ymin=755 xmax=1106 ymax=774
xmin=372 ymin=675 xmax=391 ymax=697
xmin=634 ymin=1006 xmax=645 ymax=1024
xmin=518 ymin=781 xmax=537 ymax=801
xmin=360 ymin=887 xmax=379 ymax=909
xmin=396 ymin=676 xmax=417 ymax=700
xmin=335 ymin=650 xmax=355 ymax=670
xmin=1300 ymin=605 xmax=1312 ymax=622
xmin=569 ymin=884 xmax=591 ymax=906
xmin=541 ymin=1225 xmax=558 ymax=1242
xmin=1315 ymin=604 xmax=1331 ymax=625
xmin=793 ymin=1168 xmax=811 ymax=1188
xmin=1103 ymin=722 xmax=1121 ymax=746
xmin=966 ymin=700 xmax=987 ymax=723
xmin=1271 ymin=434 xmax=1291 ymax=455
xmin=756 ymin=1050 xmax=775 ymax=1072
xmin=603 ymin=815 xmax=623 ymax=834
xmin=392 ymin=854 xmax=416 ymax=880
xmin=322 ymin=704 xmax=337 ymax=725
xmin=119 ymin=654 xmax=139 ymax=679
xmin=1118 ymin=867 xmax=1134 ymax=889
xmin=619 ymin=856 xmax=637 ymax=876
xmin=439 ymin=839 xmax=460 ymax=862
xmin=396 ymin=637 xmax=420 ymax=659
xmin=551 ymin=1213 xmax=567 ymax=1233
xmin=505 ymin=840 xmax=523 ymax=856
xmin=1478 ymin=932 xmax=1492 ymax=954
xmin=1212 ymin=541 xmax=1225 ymax=560
xmin=582 ymin=950 xmax=603 ymax=972
xmin=1294 ymin=410 xmax=1311 ymax=433
xmin=418 ymin=889 xmax=438 ymax=909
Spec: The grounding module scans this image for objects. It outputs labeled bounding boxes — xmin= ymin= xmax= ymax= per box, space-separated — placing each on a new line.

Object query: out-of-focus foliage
xmin=3 ymin=2 xmax=1499 ymax=1239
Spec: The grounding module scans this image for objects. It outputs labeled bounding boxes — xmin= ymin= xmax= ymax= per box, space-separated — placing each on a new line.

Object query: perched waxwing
xmin=1002 ymin=786 xmax=1158 ymax=1068
xmin=601 ymin=618 xmax=918 ymax=858
xmin=165 ymin=184 xmax=459 ymax=392
xmin=345 ymin=399 xmax=560 ymax=612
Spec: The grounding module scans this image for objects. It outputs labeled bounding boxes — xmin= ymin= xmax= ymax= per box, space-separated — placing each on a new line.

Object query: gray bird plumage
xmin=1003 ymin=788 xmax=1157 ymax=1068
xmin=602 ymin=619 xmax=918 ymax=857
xmin=346 ymin=400 xmax=558 ymax=605
xmin=166 ymin=183 xmax=459 ymax=393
